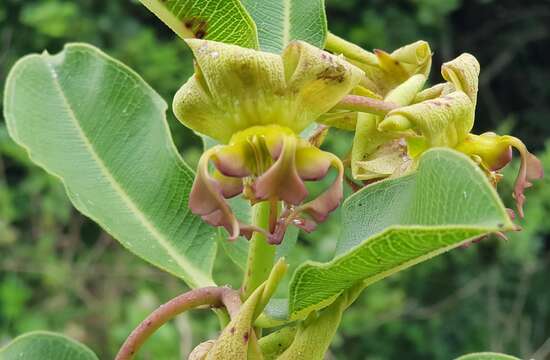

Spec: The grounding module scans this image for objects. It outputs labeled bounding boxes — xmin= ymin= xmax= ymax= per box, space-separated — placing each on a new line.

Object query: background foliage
xmin=1 ymin=0 xmax=549 ymax=359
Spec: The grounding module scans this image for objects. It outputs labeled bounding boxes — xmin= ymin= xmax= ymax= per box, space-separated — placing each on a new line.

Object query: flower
xmin=352 ymin=52 xmax=543 ymax=217
xmin=173 ymin=39 xmax=362 ymax=243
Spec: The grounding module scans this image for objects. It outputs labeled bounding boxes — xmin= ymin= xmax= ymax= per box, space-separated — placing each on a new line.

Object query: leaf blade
xmin=241 ymin=0 xmax=327 ymax=53
xmin=3 ymin=43 xmax=216 ymax=288
xmin=139 ymin=0 xmax=259 ymax=49
xmin=287 ymin=148 xmax=514 ymax=318
xmin=0 ymin=331 xmax=98 ymax=360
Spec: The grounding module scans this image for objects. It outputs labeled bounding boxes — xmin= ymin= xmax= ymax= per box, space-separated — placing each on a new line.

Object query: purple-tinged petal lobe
xmin=212 ymin=170 xmax=243 ymax=198
xmin=213 ymin=144 xmax=251 ymax=177
xmin=296 ymin=145 xmax=332 ymax=180
xmin=189 ymin=147 xmax=240 ymax=239
xmin=299 ymin=153 xmax=345 ymax=223
xmin=253 ymin=136 xmax=308 ymax=205
xmin=458 ymin=133 xmax=543 ymax=218
xmin=502 ymin=136 xmax=543 ymax=218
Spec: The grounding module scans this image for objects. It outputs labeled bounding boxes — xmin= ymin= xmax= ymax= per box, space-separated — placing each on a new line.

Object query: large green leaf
xmin=286 ymin=148 xmax=514 ymax=318
xmin=0 ymin=331 xmax=98 ymax=360
xmin=138 ymin=0 xmax=258 ymax=48
xmin=3 ymin=43 xmax=216 ymax=288
xmin=454 ymin=353 xmax=520 ymax=360
xmin=241 ymin=0 xmax=327 ymax=53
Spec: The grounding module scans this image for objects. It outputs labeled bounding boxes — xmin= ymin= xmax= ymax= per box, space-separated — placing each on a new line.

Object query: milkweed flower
xmin=355 ymin=52 xmax=543 ymax=217
xmin=173 ymin=39 xmax=363 ymax=243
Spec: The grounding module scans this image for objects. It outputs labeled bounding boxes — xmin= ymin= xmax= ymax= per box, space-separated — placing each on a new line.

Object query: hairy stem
xmin=333 ymin=95 xmax=399 ymax=115
xmin=242 ymin=201 xmax=277 ymax=299
xmin=115 ymin=286 xmax=241 ymax=360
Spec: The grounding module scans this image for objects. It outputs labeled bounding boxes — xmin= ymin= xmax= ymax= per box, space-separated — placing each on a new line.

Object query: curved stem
xmin=242 ymin=201 xmax=277 ymax=300
xmin=333 ymin=95 xmax=399 ymax=115
xmin=115 ymin=286 xmax=241 ymax=360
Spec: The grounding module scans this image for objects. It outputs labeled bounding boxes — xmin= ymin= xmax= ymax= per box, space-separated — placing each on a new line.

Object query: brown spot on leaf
xmin=243 ymin=332 xmax=249 ymax=343
xmin=230 ymin=327 xmax=235 ymax=335
xmin=183 ymin=17 xmax=208 ymax=39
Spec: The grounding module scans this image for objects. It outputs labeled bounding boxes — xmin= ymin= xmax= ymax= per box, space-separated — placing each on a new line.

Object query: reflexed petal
xmin=190 ymin=147 xmax=240 ymax=239
xmin=299 ymin=153 xmax=345 ymax=223
xmin=295 ymin=145 xmax=332 ymax=180
xmin=173 ymin=39 xmax=362 ymax=143
xmin=499 ymin=136 xmax=543 ymax=218
xmin=253 ymin=136 xmax=308 ymax=205
xmin=213 ymin=143 xmax=251 ymax=177
xmin=441 ymin=53 xmax=480 ymax=106
xmin=212 ymin=170 xmax=243 ymax=198
xmin=456 ymin=133 xmax=543 ymax=218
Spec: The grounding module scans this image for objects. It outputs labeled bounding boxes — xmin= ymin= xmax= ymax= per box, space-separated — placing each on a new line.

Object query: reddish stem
xmin=334 ymin=95 xmax=399 ymax=115
xmin=115 ymin=286 xmax=241 ymax=360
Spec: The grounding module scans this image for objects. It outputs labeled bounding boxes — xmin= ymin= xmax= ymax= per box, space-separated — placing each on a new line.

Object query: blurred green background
xmin=1 ymin=0 xmax=549 ymax=359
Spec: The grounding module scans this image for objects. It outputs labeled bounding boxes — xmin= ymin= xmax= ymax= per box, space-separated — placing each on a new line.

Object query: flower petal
xmin=174 ymin=39 xmax=362 ymax=143
xmin=252 ymin=136 xmax=308 ymax=205
xmin=281 ymin=41 xmax=363 ymax=132
xmin=212 ymin=170 xmax=243 ymax=198
xmin=456 ymin=133 xmax=543 ymax=218
xmin=299 ymin=153 xmax=345 ymax=223
xmin=213 ymin=143 xmax=251 ymax=177
xmin=348 ymin=41 xmax=432 ymax=96
xmin=380 ymin=91 xmax=475 ymax=151
xmin=500 ymin=136 xmax=543 ymax=218
xmin=354 ymin=139 xmax=410 ymax=180
xmin=189 ymin=147 xmax=240 ymax=239
xmin=295 ymin=145 xmax=332 ymax=180
xmin=441 ymin=53 xmax=480 ymax=106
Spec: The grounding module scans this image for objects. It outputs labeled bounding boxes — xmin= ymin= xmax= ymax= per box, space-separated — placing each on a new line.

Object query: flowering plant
xmin=1 ymin=1 xmax=542 ymax=359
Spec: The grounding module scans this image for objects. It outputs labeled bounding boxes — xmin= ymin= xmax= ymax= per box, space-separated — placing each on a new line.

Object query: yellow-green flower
xmin=174 ymin=39 xmax=362 ymax=243
xmin=352 ymin=52 xmax=543 ymax=217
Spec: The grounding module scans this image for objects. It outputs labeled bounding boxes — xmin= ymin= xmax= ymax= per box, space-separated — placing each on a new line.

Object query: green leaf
xmin=454 ymin=353 xmax=520 ymax=360
xmin=3 ymin=43 xmax=216 ymax=288
xmin=286 ymin=148 xmax=514 ymax=319
xmin=0 ymin=331 xmax=98 ymax=360
xmin=241 ymin=0 xmax=327 ymax=53
xmin=138 ymin=0 xmax=258 ymax=49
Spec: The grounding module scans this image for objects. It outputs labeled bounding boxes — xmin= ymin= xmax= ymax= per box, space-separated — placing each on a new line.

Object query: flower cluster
xmin=175 ymin=37 xmax=542 ymax=244
xmin=342 ymin=49 xmax=542 ymax=217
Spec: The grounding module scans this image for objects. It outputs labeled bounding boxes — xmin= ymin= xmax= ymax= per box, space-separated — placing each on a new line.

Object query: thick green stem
xmin=277 ymin=283 xmax=365 ymax=360
xmin=242 ymin=201 xmax=277 ymax=300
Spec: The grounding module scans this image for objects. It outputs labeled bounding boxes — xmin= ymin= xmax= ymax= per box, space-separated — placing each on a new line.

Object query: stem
xmin=115 ymin=286 xmax=241 ymax=360
xmin=242 ymin=201 xmax=276 ymax=300
xmin=333 ymin=95 xmax=399 ymax=115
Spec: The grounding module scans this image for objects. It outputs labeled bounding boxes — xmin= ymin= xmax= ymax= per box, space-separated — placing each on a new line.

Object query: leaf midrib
xmin=42 ymin=56 xmax=213 ymax=288
xmin=289 ymin=224 xmax=503 ymax=317
xmin=282 ymin=0 xmax=291 ymax=47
